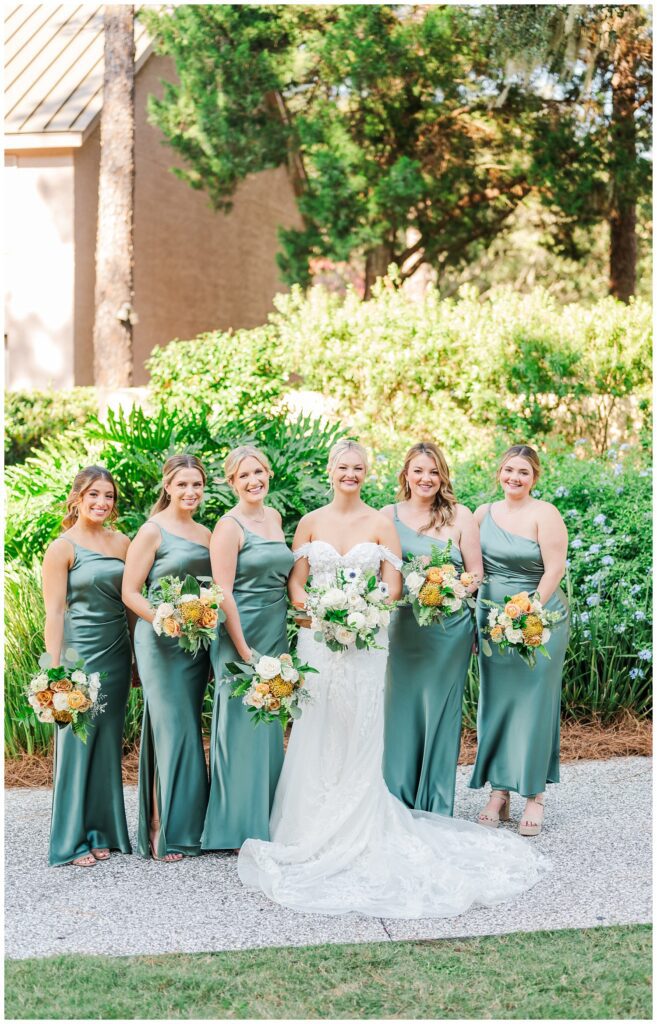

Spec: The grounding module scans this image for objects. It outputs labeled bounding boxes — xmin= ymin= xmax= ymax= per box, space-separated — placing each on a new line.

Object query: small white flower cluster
xmin=306 ymin=567 xmax=391 ymax=651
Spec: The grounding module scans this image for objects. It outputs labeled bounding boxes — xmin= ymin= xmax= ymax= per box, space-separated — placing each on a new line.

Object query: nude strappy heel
xmin=519 ymin=794 xmax=545 ymax=836
xmin=477 ymin=789 xmax=510 ymax=828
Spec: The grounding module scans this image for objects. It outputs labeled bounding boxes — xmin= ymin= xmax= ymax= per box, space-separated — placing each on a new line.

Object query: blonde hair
xmin=397 ymin=442 xmax=457 ymax=532
xmin=327 ymin=439 xmax=370 ymax=478
xmin=498 ymin=444 xmax=541 ymax=483
xmin=224 ymin=445 xmax=273 ymax=492
xmin=150 ymin=455 xmax=207 ymax=515
xmin=62 ymin=466 xmax=119 ymax=531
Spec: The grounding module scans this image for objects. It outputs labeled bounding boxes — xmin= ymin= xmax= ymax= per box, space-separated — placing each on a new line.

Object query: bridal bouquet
xmin=227 ymin=650 xmax=317 ymax=730
xmin=151 ymin=575 xmax=225 ymax=656
xmin=402 ymin=540 xmax=477 ymax=626
xmin=481 ymin=591 xmax=564 ymax=668
xmin=305 ymin=567 xmax=393 ymax=652
xmin=23 ymin=648 xmax=104 ymax=742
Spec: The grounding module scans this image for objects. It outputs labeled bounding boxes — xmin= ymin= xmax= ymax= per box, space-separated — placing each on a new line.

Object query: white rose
xmin=280 ymin=662 xmax=295 ymax=682
xmin=246 ymin=692 xmax=265 ymax=709
xmin=322 ymin=588 xmax=349 ymax=610
xmin=347 ymin=611 xmax=366 ymax=630
xmin=28 ymin=693 xmax=41 ymax=710
xmin=379 ymin=609 xmax=391 ymax=629
xmin=444 ymin=598 xmax=461 ymax=612
xmin=346 ymin=590 xmax=364 ymax=609
xmin=88 ymin=672 xmax=101 ymax=688
xmin=406 ymin=572 xmax=425 ymax=595
xmin=199 ymin=587 xmax=213 ymax=601
xmin=451 ymin=582 xmax=467 ymax=599
xmin=71 ymin=670 xmax=86 ymax=685
xmin=255 ymin=656 xmax=281 ymax=681
xmin=52 ymin=692 xmax=70 ymax=711
xmin=499 ymin=614 xmax=512 ymax=628
xmin=31 ymin=673 xmax=50 ymax=693
xmin=505 ymin=627 xmax=524 ymax=644
xmin=364 ymin=606 xmax=380 ymax=628
xmin=335 ymin=626 xmax=356 ymax=645
xmin=38 ymin=708 xmax=54 ymax=724
xmin=156 ymin=602 xmax=175 ymax=619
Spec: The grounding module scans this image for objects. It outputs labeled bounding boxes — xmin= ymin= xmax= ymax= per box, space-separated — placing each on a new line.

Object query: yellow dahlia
xmin=419 ymin=582 xmax=444 ymax=607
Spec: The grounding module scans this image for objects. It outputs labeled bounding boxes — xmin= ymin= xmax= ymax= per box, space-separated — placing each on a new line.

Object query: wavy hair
xmin=397 ymin=442 xmax=457 ymax=533
xmin=62 ymin=466 xmax=119 ymax=530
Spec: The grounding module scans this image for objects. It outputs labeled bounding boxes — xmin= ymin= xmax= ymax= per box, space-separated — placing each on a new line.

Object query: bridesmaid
xmin=201 ymin=445 xmax=292 ymax=851
xmin=381 ymin=442 xmax=482 ymax=817
xmin=470 ymin=444 xmax=569 ymax=835
xmin=42 ymin=466 xmax=132 ymax=867
xmin=122 ymin=455 xmax=211 ymax=861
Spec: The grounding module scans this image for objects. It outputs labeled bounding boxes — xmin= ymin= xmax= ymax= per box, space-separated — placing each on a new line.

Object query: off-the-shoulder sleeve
xmin=379 ymin=545 xmax=403 ymax=571
xmin=293 ymin=543 xmax=312 ymax=562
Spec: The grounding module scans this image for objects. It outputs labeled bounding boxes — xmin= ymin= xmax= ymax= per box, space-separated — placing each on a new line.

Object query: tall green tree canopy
xmin=142 ymin=4 xmax=651 ymax=299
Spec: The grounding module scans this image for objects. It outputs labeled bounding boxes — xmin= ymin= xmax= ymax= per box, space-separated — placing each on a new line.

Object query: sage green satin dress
xmin=383 ymin=508 xmax=475 ymax=816
xmin=49 ymin=541 xmax=132 ymax=866
xmin=135 ymin=525 xmax=211 ymax=858
xmin=469 ymin=510 xmax=569 ymax=797
xmin=202 ymin=518 xmax=293 ymax=849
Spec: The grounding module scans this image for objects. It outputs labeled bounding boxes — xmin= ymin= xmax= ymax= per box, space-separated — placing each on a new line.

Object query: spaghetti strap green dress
xmin=469 ymin=509 xmax=570 ymax=797
xmin=49 ymin=541 xmax=132 ymax=866
xmin=202 ymin=517 xmax=293 ymax=849
xmin=383 ymin=506 xmax=475 ymax=816
xmin=135 ymin=525 xmax=211 ymax=858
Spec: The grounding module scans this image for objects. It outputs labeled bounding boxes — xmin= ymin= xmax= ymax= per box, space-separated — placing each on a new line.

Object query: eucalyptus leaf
xmin=38 ymin=652 xmax=53 ymax=669
xmin=64 ymin=648 xmax=79 ymax=664
xmin=481 ymin=638 xmax=493 ymax=657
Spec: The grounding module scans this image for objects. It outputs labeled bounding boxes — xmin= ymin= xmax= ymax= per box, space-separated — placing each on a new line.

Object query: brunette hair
xmin=150 ymin=455 xmax=207 ymax=515
xmin=497 ymin=444 xmax=541 ymax=483
xmin=224 ymin=445 xmax=273 ymax=492
xmin=397 ymin=442 xmax=457 ymax=533
xmin=327 ymin=439 xmax=370 ymax=479
xmin=62 ymin=466 xmax=119 ymax=530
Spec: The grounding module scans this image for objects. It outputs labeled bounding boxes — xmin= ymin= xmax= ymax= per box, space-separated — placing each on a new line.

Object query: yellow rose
xmin=51 ymin=678 xmax=73 ymax=692
xmin=67 ymin=689 xmax=87 ymax=710
xmin=163 ymin=617 xmax=182 ymax=638
xmin=35 ymin=689 xmax=53 ymax=708
xmin=504 ymin=602 xmax=521 ymax=619
xmin=490 ymin=625 xmax=504 ymax=641
xmin=199 ymin=607 xmax=218 ymax=629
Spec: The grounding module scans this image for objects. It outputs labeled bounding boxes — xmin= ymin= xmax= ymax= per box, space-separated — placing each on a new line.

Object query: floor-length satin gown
xmin=202 ymin=518 xmax=293 ymax=849
xmin=49 ymin=541 xmax=132 ymax=866
xmin=135 ymin=525 xmax=211 ymax=859
xmin=238 ymin=541 xmax=550 ymax=918
xmin=469 ymin=510 xmax=569 ymax=797
xmin=384 ymin=506 xmax=475 ymax=816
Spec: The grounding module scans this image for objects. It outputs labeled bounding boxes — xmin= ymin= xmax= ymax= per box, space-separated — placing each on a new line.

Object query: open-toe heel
xmin=519 ymin=795 xmax=545 ymax=836
xmin=477 ymin=789 xmax=510 ymax=828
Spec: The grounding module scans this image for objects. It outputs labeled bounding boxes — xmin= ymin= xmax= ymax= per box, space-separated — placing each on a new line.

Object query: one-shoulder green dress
xmin=202 ymin=517 xmax=293 ymax=849
xmin=49 ymin=541 xmax=132 ymax=866
xmin=135 ymin=525 xmax=211 ymax=858
xmin=469 ymin=509 xmax=569 ymax=797
xmin=383 ymin=507 xmax=475 ymax=816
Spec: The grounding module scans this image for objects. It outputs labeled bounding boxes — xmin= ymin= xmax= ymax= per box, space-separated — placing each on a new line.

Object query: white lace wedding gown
xmin=237 ymin=541 xmax=550 ymax=918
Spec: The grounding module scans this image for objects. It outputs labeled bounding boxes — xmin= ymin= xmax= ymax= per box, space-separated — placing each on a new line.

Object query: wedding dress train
xmin=237 ymin=541 xmax=550 ymax=918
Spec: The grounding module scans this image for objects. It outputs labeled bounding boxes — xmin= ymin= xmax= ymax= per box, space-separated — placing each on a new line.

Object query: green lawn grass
xmin=5 ymin=924 xmax=651 ymax=1020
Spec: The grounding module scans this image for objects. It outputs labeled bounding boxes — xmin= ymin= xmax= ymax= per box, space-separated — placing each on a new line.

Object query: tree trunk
xmin=93 ymin=7 xmax=135 ymax=387
xmin=608 ymin=13 xmax=638 ymax=303
xmin=364 ymin=242 xmax=394 ymax=300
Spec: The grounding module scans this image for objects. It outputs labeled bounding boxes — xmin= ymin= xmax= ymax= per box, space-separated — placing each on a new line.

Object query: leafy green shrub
xmin=4 ymin=388 xmax=98 ymax=465
xmin=147 ymin=327 xmax=288 ymax=421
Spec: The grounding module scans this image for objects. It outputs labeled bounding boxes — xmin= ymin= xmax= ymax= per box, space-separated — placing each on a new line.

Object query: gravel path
xmin=5 ymin=757 xmax=651 ymax=960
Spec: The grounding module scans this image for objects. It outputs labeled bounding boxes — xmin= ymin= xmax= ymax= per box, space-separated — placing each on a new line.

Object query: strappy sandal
xmin=149 ymin=827 xmax=183 ymax=863
xmin=91 ymin=848 xmax=110 ymax=861
xmin=477 ymin=789 xmax=510 ymax=828
xmin=71 ymin=853 xmax=97 ymax=868
xmin=519 ymin=794 xmax=545 ymax=836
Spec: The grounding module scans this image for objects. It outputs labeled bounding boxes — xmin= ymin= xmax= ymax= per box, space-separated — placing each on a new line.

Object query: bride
xmin=237 ymin=440 xmax=550 ymax=918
